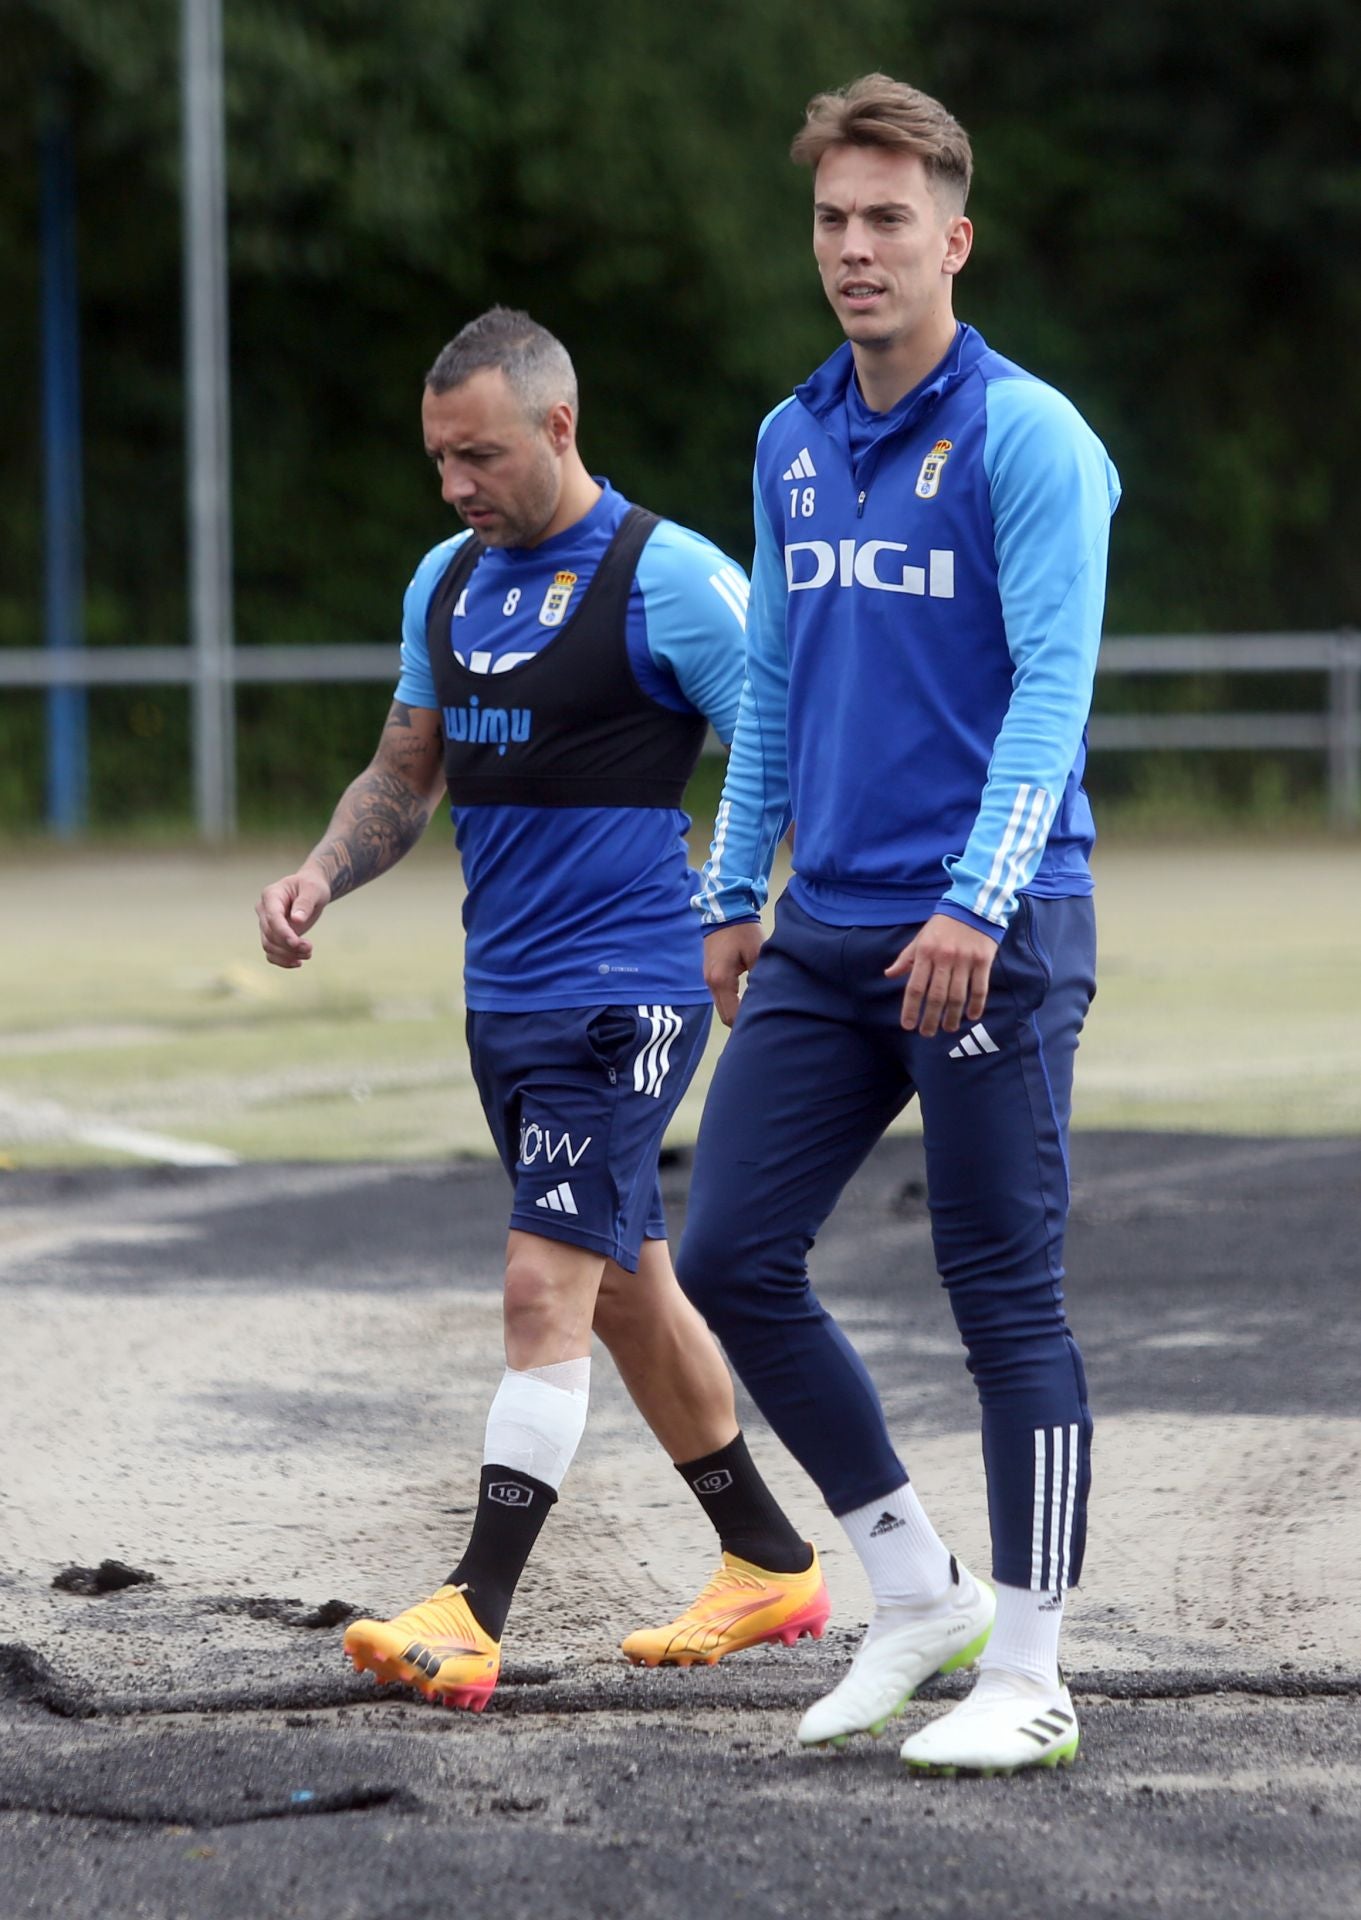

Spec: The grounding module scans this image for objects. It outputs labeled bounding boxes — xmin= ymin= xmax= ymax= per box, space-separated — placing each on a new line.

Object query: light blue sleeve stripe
xmin=693 ymin=453 xmax=793 ymax=925
xmin=394 ymin=532 xmax=473 ymax=709
xmin=634 ymin=523 xmax=749 ymax=741
xmin=942 ymin=379 xmax=1120 ymax=929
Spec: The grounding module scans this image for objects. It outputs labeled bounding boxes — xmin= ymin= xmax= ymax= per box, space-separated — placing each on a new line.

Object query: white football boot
xmin=899 ymin=1666 xmax=1079 ymax=1776
xmin=798 ymin=1559 xmax=994 ymax=1749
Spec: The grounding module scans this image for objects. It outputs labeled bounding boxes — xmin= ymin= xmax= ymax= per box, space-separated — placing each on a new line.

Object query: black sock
xmin=676 ymin=1433 xmax=812 ymax=1574
xmin=448 ymin=1464 xmax=557 ymax=1640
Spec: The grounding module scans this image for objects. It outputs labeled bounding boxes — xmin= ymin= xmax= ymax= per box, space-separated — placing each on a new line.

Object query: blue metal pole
xmin=40 ymin=92 xmax=87 ymax=835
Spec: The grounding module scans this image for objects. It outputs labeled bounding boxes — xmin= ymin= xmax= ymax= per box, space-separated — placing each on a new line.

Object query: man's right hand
xmin=255 ymin=869 xmax=332 ymax=969
xmin=703 ymin=922 xmax=765 ymax=1028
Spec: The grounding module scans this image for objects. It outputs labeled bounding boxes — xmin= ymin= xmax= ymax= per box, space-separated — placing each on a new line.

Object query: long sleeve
xmin=693 ymin=476 xmax=794 ymax=925
xmin=939 ymin=380 xmax=1120 ymax=936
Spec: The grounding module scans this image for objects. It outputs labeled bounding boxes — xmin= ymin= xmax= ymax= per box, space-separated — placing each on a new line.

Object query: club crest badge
xmin=915 ymin=439 xmax=953 ymax=500
xmin=539 ymin=570 xmax=578 ymax=627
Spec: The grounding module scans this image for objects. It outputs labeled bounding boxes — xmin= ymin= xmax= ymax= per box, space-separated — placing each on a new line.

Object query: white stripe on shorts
xmin=633 ymin=1005 xmax=682 ymax=1099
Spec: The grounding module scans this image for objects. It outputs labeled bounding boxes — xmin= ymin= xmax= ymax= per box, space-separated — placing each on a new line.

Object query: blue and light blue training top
xmin=396 ymin=481 xmax=748 ymax=1009
xmin=696 ymin=324 xmax=1121 ymax=940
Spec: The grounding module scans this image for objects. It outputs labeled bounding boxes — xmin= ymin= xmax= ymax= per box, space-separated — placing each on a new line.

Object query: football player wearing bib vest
xmin=678 ymin=78 xmax=1120 ymax=1775
xmin=256 ymin=309 xmax=826 ymax=1711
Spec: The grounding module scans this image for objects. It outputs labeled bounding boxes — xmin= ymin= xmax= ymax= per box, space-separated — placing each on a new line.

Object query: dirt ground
xmin=2 ymin=836 xmax=1358 ymax=1914
xmin=2 ymin=1130 xmax=1358 ymax=1918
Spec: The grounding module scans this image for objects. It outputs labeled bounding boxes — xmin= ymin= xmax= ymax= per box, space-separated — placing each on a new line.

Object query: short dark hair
xmin=424 ymin=307 xmax=578 ymax=422
xmin=791 ymin=73 xmax=972 ymax=207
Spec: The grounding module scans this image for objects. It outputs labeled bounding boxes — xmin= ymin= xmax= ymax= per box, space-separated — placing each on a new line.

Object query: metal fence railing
xmin=1089 ymin=631 xmax=1361 ymax=826
xmin=2 ymin=629 xmax=1359 ymax=832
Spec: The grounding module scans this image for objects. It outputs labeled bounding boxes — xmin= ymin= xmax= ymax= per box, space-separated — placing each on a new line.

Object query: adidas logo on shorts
xmin=535 ymin=1182 xmax=578 ymax=1216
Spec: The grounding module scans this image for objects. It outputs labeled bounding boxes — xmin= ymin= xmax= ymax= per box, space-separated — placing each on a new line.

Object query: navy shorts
xmin=467 ymin=1002 xmax=712 ymax=1272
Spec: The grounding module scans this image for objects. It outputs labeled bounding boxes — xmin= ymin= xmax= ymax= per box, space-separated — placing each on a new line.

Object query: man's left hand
xmin=885 ymin=913 xmax=999 ymax=1038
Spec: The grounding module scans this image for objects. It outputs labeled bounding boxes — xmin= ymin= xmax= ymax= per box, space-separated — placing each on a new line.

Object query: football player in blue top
xmin=256 ymin=309 xmax=827 ymax=1710
xmin=677 ymin=77 xmax=1121 ymax=1774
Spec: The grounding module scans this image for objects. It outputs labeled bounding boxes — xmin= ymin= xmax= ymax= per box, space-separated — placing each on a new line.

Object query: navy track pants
xmin=677 ymin=891 xmax=1096 ymax=1593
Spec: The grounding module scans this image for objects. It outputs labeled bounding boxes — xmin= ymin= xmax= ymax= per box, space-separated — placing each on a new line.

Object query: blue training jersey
xmin=696 ymin=325 xmax=1121 ymax=940
xmin=396 ymin=482 xmax=748 ymax=1009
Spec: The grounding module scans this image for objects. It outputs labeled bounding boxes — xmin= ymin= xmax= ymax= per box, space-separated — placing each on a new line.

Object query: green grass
xmin=1 ymin=828 xmax=1358 ymax=1169
xmin=1088 ymin=754 xmax=1343 ymax=838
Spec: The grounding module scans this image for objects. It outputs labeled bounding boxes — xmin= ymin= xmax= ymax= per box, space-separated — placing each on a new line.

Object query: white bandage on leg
xmin=482 ymin=1358 xmax=591 ymax=1493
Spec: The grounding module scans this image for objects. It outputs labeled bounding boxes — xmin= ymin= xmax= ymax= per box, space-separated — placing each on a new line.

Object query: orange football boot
xmin=344 ymin=1584 xmax=500 ymax=1712
xmin=621 ymin=1548 xmax=830 ymax=1667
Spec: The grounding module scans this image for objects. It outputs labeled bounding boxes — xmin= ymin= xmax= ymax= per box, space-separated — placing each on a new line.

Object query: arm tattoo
xmin=381 ymin=707 xmax=441 ymax=779
xmin=313 ymin=768 xmax=433 ymax=900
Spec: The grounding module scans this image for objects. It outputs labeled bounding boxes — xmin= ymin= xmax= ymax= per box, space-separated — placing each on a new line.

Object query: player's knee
xmin=502 ymin=1250 xmax=582 ymax=1343
xmin=943 ymin=1261 xmax=1066 ymax=1330
xmin=677 ymin=1227 xmax=808 ymax=1334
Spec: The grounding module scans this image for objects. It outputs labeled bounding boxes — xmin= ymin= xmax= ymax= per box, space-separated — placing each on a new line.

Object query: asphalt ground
xmin=2 ymin=1130 xmax=1359 ymax=1917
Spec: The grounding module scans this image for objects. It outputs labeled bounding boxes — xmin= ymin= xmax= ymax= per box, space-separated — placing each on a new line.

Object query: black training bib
xmin=425 ymin=506 xmax=708 ymax=809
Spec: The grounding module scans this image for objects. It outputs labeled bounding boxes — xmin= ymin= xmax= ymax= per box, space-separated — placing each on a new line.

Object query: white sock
xmin=979 ymin=1580 xmax=1064 ymax=1690
xmin=482 ymin=1358 xmax=590 ymax=1493
xmin=838 ymin=1482 xmax=954 ymax=1613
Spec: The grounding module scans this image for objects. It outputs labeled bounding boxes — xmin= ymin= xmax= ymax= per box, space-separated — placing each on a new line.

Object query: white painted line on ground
xmin=0 ymin=1093 xmax=238 ymax=1168
xmin=77 ymin=1124 xmax=239 ymax=1168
